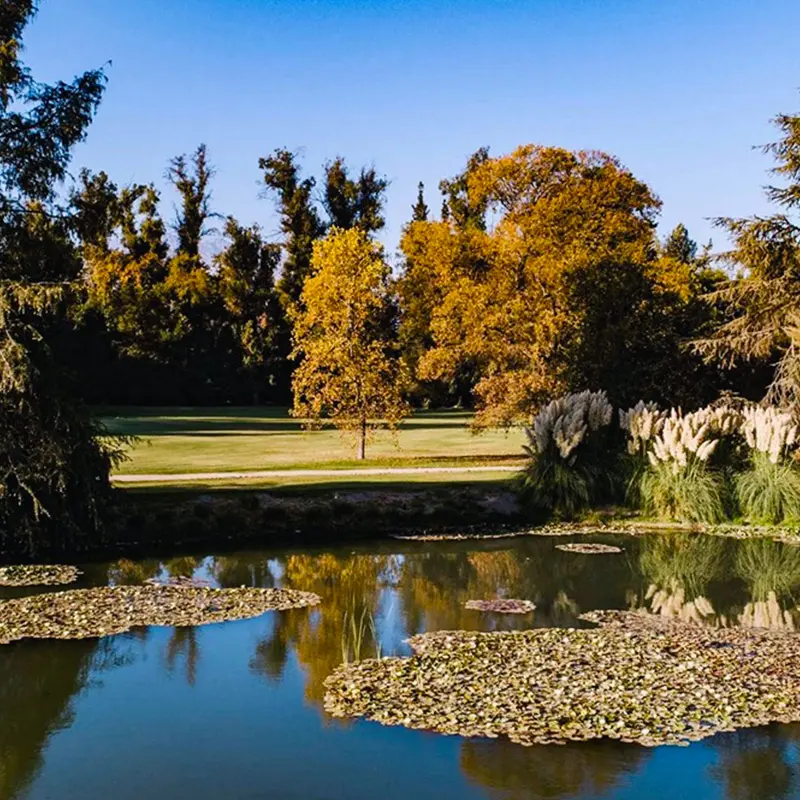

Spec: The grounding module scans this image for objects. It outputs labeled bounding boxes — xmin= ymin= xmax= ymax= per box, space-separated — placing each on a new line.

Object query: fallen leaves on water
xmin=144 ymin=575 xmax=213 ymax=588
xmin=0 ymin=564 xmax=81 ymax=586
xmin=465 ymin=599 xmax=536 ymax=614
xmin=555 ymin=543 xmax=623 ymax=554
xmin=0 ymin=586 xmax=320 ymax=644
xmin=324 ymin=610 xmax=800 ymax=747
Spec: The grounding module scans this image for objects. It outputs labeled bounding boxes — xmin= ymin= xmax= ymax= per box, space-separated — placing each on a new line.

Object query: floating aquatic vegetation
xmin=0 ymin=586 xmax=320 ymax=645
xmin=325 ymin=610 xmax=800 ymax=748
xmin=555 ymin=543 xmax=623 ymax=554
xmin=0 ymin=564 xmax=81 ymax=587
xmin=392 ymin=531 xmax=528 ymax=542
xmin=392 ymin=523 xmax=642 ymax=542
xmin=392 ymin=521 xmax=800 ymax=545
xmin=144 ymin=575 xmax=214 ymax=588
xmin=465 ymin=599 xmax=536 ymax=614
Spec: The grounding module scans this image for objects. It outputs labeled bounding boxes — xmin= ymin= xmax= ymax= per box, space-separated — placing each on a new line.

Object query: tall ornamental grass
xmin=735 ymin=407 xmax=800 ymax=524
xmin=518 ymin=390 xmax=613 ymax=518
xmin=619 ymin=401 xmax=666 ymax=506
xmin=639 ymin=409 xmax=727 ymax=524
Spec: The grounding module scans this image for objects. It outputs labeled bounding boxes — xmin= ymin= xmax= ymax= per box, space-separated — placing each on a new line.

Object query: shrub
xmin=735 ymin=407 xmax=800 ymax=523
xmin=518 ymin=390 xmax=614 ymax=517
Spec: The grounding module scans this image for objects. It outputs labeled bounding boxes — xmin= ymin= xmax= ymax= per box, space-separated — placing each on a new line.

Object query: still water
xmin=2 ymin=533 xmax=800 ymax=800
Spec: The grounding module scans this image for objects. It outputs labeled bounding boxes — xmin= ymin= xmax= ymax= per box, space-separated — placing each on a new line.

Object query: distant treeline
xmin=25 ymin=139 xmax=774 ymax=412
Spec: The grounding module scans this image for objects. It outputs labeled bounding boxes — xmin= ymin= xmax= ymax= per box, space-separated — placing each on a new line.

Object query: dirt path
xmin=112 ymin=465 xmax=520 ymax=484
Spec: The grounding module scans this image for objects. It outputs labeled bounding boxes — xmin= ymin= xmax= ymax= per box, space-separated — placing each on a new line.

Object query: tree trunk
xmin=357 ymin=417 xmax=366 ymax=460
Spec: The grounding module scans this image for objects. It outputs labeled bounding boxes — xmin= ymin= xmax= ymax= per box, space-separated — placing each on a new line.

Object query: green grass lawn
xmin=101 ymin=407 xmax=527 ymax=481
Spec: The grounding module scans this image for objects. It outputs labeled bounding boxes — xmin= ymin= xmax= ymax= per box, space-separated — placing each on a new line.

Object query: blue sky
xmin=25 ymin=0 xmax=800 ymax=260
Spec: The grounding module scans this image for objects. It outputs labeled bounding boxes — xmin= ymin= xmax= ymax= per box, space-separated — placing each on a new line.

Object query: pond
xmin=2 ymin=532 xmax=800 ymax=799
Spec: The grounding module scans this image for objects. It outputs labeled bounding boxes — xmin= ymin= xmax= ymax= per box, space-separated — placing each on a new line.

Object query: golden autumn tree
xmin=399 ymin=146 xmax=697 ymax=427
xmin=291 ymin=227 xmax=410 ymax=459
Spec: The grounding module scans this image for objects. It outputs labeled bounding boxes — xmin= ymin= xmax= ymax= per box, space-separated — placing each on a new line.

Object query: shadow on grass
xmin=97 ymin=407 xmax=516 ymax=438
xmin=122 ymin=476 xmax=517 ymax=498
xmin=103 ymin=420 xmax=500 ymax=437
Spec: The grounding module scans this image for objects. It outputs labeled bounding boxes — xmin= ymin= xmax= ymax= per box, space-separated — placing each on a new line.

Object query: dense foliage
xmin=0 ymin=1 xmax=116 ymax=555
xmin=28 ymin=90 xmax=793 ymax=419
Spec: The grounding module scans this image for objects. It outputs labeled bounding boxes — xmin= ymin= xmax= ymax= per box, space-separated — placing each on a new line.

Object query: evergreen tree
xmin=412 ymin=181 xmax=429 ymax=222
xmin=694 ymin=107 xmax=800 ymax=407
xmin=663 ymin=223 xmax=698 ymax=264
xmin=71 ymin=169 xmax=120 ymax=254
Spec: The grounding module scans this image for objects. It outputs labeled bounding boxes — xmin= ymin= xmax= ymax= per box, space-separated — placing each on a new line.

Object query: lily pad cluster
xmin=144 ymin=575 xmax=213 ymax=588
xmin=465 ymin=599 xmax=536 ymax=614
xmin=555 ymin=543 xmax=623 ymax=554
xmin=0 ymin=564 xmax=81 ymax=586
xmin=392 ymin=531 xmax=525 ymax=542
xmin=0 ymin=585 xmax=320 ymax=644
xmin=324 ymin=610 xmax=800 ymax=747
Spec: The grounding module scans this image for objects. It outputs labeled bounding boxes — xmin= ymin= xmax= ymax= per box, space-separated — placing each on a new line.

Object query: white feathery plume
xmin=646 ymin=408 xmax=720 ymax=472
xmin=524 ymin=390 xmax=612 ymax=462
xmin=740 ymin=406 xmax=798 ymax=464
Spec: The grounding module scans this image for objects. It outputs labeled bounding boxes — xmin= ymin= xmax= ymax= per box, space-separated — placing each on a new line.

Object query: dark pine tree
xmin=412 ymin=181 xmax=429 ymax=222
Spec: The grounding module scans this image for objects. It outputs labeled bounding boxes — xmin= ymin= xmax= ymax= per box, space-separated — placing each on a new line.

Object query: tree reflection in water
xmin=460 ymin=737 xmax=649 ymax=800
xmin=212 ymin=553 xmax=277 ymax=588
xmin=710 ymin=726 xmax=800 ymax=800
xmin=0 ymin=637 xmax=135 ymax=798
xmin=242 ymin=551 xmax=392 ymax=702
xmin=164 ymin=626 xmax=200 ymax=686
xmin=6 ymin=536 xmax=800 ymax=799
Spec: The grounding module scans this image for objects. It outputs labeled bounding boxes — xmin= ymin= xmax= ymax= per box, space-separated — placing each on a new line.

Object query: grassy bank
xmin=102 ymin=408 xmax=526 ymax=485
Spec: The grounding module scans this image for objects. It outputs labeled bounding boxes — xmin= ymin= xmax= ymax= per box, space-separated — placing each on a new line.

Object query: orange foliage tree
xmin=399 ymin=145 xmax=720 ymax=426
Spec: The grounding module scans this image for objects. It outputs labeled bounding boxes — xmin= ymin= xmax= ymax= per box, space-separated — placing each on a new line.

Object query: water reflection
xmin=164 ymin=627 xmax=200 ymax=686
xmin=735 ymin=540 xmax=800 ymax=631
xmin=0 ymin=637 xmax=135 ymax=798
xmin=637 ymin=534 xmax=727 ymax=624
xmin=5 ymin=533 xmax=800 ymax=799
xmin=710 ymin=726 xmax=800 ymax=800
xmin=460 ymin=738 xmax=649 ymax=800
xmin=267 ymin=552 xmax=392 ymax=702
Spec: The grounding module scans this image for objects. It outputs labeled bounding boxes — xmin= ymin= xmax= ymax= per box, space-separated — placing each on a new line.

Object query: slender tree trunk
xmin=358 ymin=417 xmax=366 ymax=460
